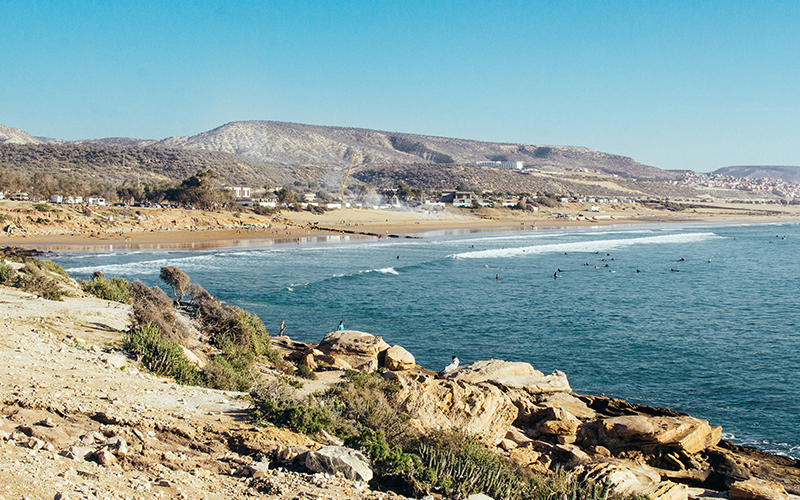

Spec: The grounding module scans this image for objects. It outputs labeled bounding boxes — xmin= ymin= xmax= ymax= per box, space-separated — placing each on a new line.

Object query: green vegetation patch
xmin=83 ymin=272 xmax=131 ymax=304
xmin=122 ymin=322 xmax=203 ymax=386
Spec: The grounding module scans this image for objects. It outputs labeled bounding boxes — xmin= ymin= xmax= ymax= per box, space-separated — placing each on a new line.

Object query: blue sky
xmin=3 ymin=0 xmax=798 ymax=172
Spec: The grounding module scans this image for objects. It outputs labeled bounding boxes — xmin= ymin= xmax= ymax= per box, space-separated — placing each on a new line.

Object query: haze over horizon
xmin=3 ymin=0 xmax=798 ymax=173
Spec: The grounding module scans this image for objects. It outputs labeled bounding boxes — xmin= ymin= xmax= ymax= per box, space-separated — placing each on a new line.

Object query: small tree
xmin=160 ymin=266 xmax=190 ymax=303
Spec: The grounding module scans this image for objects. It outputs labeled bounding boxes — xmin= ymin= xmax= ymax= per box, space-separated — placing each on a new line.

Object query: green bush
xmin=122 ymin=322 xmax=203 ymax=386
xmin=251 ymin=380 xmax=335 ymax=436
xmin=295 ymin=363 xmax=317 ymax=380
xmin=0 ymin=263 xmax=16 ymax=284
xmin=84 ymin=275 xmax=131 ymax=304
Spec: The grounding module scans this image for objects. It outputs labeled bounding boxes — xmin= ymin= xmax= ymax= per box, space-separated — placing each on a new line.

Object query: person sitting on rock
xmin=438 ymin=356 xmax=459 ymax=378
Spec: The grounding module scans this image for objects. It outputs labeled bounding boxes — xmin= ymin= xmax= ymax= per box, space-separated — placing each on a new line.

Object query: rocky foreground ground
xmin=0 ymin=273 xmax=799 ymax=500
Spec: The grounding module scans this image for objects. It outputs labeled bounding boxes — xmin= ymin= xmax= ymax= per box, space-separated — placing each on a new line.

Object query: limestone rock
xmin=598 ymin=415 xmax=720 ymax=455
xmin=383 ymin=345 xmax=415 ymax=371
xmin=490 ymin=370 xmax=571 ymax=394
xmin=314 ymin=353 xmax=353 ymax=370
xmin=729 ymin=478 xmax=788 ymax=500
xmin=500 ymin=438 xmax=518 ymax=451
xmin=180 ymin=345 xmax=205 ymax=369
xmin=704 ymin=449 xmax=751 ymax=490
xmin=650 ymin=416 xmax=722 ymax=454
xmin=451 ymin=359 xmax=543 ymax=384
xmin=317 ymin=330 xmax=389 ymax=371
xmin=247 ymin=461 xmax=270 ymax=479
xmin=393 ymin=371 xmax=518 ymax=446
xmin=304 ymin=445 xmax=373 ymax=482
xmin=505 ymin=427 xmax=534 ymax=446
xmin=602 ymin=415 xmax=655 ymax=439
xmin=96 ymin=448 xmax=115 ymax=466
xmin=300 ymin=352 xmax=318 ymax=371
xmin=577 ymin=462 xmax=687 ymax=500
xmin=536 ymin=407 xmax=581 ymax=436
xmin=537 ymin=392 xmax=596 ymax=421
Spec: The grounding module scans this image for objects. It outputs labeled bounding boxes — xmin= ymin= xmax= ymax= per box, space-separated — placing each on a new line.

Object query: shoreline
xmin=4 ymin=203 xmax=799 ymax=252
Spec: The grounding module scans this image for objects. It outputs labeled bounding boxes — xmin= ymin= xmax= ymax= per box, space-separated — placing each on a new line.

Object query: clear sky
xmin=3 ymin=0 xmax=798 ymax=172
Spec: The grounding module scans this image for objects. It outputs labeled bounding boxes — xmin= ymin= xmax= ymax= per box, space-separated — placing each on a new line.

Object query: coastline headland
xmin=0 ymin=262 xmax=798 ymax=499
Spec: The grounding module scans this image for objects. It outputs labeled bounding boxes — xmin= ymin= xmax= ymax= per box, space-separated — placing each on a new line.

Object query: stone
xmin=505 ymin=427 xmax=534 ymax=446
xmin=648 ymin=416 xmax=722 ymax=454
xmin=465 ymin=494 xmax=495 ymax=500
xmin=383 ymin=345 xmax=415 ymax=371
xmin=314 ymin=354 xmax=353 ymax=370
xmin=490 ymin=370 xmax=571 ymax=394
xmin=247 ymin=461 xmax=270 ymax=479
xmin=508 ymin=446 xmax=541 ymax=467
xmin=591 ymin=445 xmax=611 ymax=457
xmin=704 ymin=449 xmax=751 ymax=490
xmin=499 ymin=439 xmax=518 ymax=451
xmin=537 ymin=392 xmax=597 ymax=421
xmin=555 ymin=443 xmax=591 ymax=464
xmin=26 ymin=437 xmax=45 ymax=450
xmin=38 ymin=417 xmax=57 ymax=428
xmin=450 ymin=359 xmax=543 ymax=384
xmin=62 ymin=446 xmax=94 ymax=461
xmin=96 ymin=448 xmax=115 ymax=466
xmin=106 ymin=436 xmax=129 ymax=456
xmin=317 ymin=330 xmax=390 ymax=372
xmin=392 ymin=371 xmax=518 ymax=446
xmin=537 ymin=407 xmax=581 ymax=436
xmin=729 ymin=478 xmax=788 ymax=500
xmin=602 ymin=415 xmax=655 ymax=439
xmin=577 ymin=462 xmax=686 ymax=500
xmin=304 ymin=445 xmax=373 ymax=482
xmin=300 ymin=353 xmax=318 ymax=371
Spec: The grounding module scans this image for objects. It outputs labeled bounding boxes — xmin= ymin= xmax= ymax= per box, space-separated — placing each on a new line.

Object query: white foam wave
xmin=452 ymin=232 xmax=720 ymax=259
xmin=371 ymin=267 xmax=400 ymax=275
xmin=64 ymin=253 xmax=218 ymax=276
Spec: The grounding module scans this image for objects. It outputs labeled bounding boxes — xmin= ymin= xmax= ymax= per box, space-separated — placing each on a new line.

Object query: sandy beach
xmin=2 ymin=201 xmax=798 ymax=251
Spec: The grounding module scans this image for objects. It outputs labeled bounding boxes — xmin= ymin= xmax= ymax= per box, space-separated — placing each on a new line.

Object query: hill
xmin=714 ymin=165 xmax=800 ymax=183
xmin=147 ymin=121 xmax=681 ymax=182
xmin=0 ymin=143 xmax=301 ymax=188
xmin=1 ymin=121 xmax=681 ymax=181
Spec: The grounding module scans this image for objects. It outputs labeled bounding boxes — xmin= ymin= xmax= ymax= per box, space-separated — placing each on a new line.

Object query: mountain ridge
xmin=0 ymin=120 xmax=680 ymax=182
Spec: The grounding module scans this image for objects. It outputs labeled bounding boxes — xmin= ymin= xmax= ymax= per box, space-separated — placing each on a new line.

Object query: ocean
xmin=53 ymin=221 xmax=800 ymax=458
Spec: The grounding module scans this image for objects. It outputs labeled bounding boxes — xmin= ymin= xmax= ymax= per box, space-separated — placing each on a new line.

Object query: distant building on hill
xmin=474 ymin=161 xmax=524 ymax=169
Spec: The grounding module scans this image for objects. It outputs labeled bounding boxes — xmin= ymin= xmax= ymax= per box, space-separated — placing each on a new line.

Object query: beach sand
xmin=3 ymin=201 xmax=798 ymax=251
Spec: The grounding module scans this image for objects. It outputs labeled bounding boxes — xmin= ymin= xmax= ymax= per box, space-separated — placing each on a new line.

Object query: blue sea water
xmin=53 ymin=222 xmax=800 ymax=458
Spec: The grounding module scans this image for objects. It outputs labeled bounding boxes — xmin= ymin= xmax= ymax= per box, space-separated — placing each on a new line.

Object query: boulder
xmin=598 ymin=415 xmax=720 ymax=455
xmin=505 ymin=427 xmax=534 ymax=446
xmin=490 ymin=370 xmax=571 ymax=394
xmin=304 ymin=445 xmax=373 ymax=482
xmin=383 ymin=345 xmax=415 ymax=371
xmin=536 ymin=407 xmax=581 ymax=436
xmin=392 ymin=372 xmax=518 ymax=446
xmin=577 ymin=462 xmax=687 ymax=500
xmin=602 ymin=416 xmax=655 ymax=440
xmin=649 ymin=416 xmax=722 ymax=454
xmin=317 ymin=331 xmax=390 ymax=371
xmin=729 ymin=478 xmax=788 ymax=500
xmin=704 ymin=449 xmax=751 ymax=490
xmin=300 ymin=352 xmax=318 ymax=371
xmin=537 ymin=392 xmax=597 ymax=421
xmin=314 ymin=354 xmax=353 ymax=370
xmin=450 ymin=359 xmax=543 ymax=384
